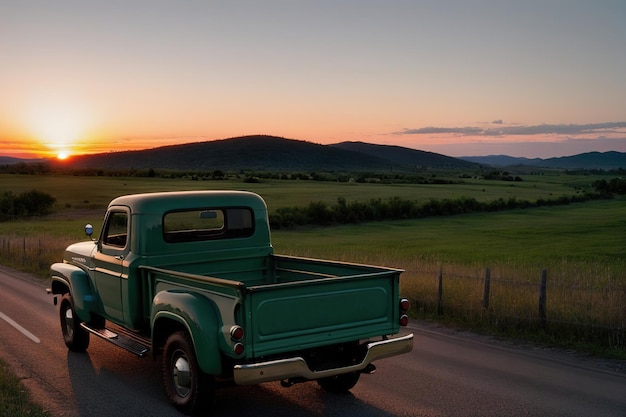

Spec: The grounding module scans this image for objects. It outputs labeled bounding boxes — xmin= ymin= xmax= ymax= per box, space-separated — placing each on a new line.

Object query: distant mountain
xmin=461 ymin=151 xmax=626 ymax=170
xmin=3 ymin=137 xmax=623 ymax=171
xmin=330 ymin=141 xmax=478 ymax=169
xmin=56 ymin=135 xmax=479 ymax=172
xmin=539 ymin=151 xmax=626 ymax=170
xmin=0 ymin=156 xmax=45 ymax=165
xmin=460 ymin=155 xmax=543 ymax=167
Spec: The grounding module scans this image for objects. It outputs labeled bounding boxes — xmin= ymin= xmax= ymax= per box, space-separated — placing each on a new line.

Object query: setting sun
xmin=18 ymin=97 xmax=94 ymax=159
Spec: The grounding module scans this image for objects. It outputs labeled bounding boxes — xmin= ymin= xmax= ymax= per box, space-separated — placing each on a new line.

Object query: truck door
xmin=93 ymin=208 xmax=129 ymax=322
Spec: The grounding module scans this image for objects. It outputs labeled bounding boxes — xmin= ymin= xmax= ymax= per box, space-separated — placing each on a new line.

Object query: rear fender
xmin=50 ymin=262 xmax=98 ymax=323
xmin=152 ymin=291 xmax=222 ymax=375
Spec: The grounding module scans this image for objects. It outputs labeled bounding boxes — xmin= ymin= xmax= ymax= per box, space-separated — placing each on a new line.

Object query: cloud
xmin=409 ymin=136 xmax=626 ymax=159
xmin=399 ymin=126 xmax=483 ymax=135
xmin=397 ymin=122 xmax=626 ymax=137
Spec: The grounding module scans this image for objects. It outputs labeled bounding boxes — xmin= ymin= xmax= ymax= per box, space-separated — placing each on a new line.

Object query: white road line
xmin=0 ymin=311 xmax=40 ymax=343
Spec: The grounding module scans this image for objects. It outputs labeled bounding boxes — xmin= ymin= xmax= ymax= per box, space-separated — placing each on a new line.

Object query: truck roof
xmin=109 ymin=190 xmax=268 ymax=214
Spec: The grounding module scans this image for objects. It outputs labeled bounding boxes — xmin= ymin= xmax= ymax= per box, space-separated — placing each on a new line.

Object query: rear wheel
xmin=317 ymin=372 xmax=360 ymax=393
xmin=163 ymin=331 xmax=214 ymax=413
xmin=59 ymin=293 xmax=90 ymax=352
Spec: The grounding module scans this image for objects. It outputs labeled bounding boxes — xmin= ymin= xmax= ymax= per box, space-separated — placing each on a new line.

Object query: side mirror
xmin=85 ymin=224 xmax=94 ymax=238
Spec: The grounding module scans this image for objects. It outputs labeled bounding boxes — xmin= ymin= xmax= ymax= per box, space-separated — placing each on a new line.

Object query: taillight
xmin=230 ymin=325 xmax=244 ymax=341
xmin=230 ymin=325 xmax=245 ymax=355
xmin=399 ymin=298 xmax=409 ymax=326
xmin=233 ymin=342 xmax=245 ymax=356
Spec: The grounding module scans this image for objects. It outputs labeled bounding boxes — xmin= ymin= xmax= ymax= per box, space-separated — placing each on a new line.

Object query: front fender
xmin=152 ymin=291 xmax=222 ymax=375
xmin=50 ymin=262 xmax=97 ymax=323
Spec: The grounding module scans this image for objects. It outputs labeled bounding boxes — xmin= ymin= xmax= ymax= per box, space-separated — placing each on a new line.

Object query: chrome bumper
xmin=233 ymin=333 xmax=414 ymax=385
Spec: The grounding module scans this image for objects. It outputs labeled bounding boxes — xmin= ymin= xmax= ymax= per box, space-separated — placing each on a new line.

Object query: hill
xmin=57 ymin=135 xmax=478 ymax=172
xmin=0 ymin=156 xmax=45 ymax=165
xmin=459 ymin=155 xmax=542 ymax=167
xmin=4 ymin=136 xmax=622 ymax=171
xmin=539 ymin=151 xmax=626 ymax=170
xmin=330 ymin=141 xmax=477 ymax=169
xmin=63 ymin=136 xmax=391 ymax=171
xmin=461 ymin=151 xmax=626 ymax=170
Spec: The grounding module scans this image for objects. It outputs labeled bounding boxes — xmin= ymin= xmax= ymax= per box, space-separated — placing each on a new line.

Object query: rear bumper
xmin=233 ymin=333 xmax=414 ymax=385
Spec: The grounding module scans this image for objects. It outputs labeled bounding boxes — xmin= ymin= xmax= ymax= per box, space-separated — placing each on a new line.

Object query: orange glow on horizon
xmin=3 ymin=123 xmax=626 ymax=161
xmin=12 ymin=96 xmax=99 ymax=160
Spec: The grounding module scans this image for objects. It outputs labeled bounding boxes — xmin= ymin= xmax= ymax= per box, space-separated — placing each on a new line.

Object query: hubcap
xmin=64 ymin=305 xmax=74 ymax=338
xmin=172 ymin=350 xmax=191 ymax=397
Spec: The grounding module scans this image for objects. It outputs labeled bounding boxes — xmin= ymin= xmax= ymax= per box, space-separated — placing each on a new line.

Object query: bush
xmin=591 ymin=177 xmax=626 ymax=195
xmin=267 ymin=192 xmax=612 ymax=229
xmin=0 ymin=190 xmax=56 ymax=221
xmin=306 ymin=201 xmax=332 ymax=225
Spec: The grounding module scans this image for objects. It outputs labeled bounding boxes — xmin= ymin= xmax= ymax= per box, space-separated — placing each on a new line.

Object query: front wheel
xmin=163 ymin=331 xmax=214 ymax=414
xmin=59 ymin=293 xmax=89 ymax=352
xmin=317 ymin=371 xmax=361 ymax=393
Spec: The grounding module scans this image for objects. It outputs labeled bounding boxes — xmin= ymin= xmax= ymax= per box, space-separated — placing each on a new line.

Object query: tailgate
xmin=245 ymin=263 xmax=401 ymax=357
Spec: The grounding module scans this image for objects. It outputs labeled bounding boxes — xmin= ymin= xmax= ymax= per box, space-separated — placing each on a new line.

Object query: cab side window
xmin=103 ymin=211 xmax=128 ymax=248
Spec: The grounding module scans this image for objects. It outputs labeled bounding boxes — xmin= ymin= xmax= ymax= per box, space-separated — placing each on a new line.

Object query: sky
xmin=1 ymin=0 xmax=626 ymax=160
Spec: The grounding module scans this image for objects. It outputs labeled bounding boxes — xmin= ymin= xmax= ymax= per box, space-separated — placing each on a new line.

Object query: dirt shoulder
xmin=413 ymin=319 xmax=626 ymax=375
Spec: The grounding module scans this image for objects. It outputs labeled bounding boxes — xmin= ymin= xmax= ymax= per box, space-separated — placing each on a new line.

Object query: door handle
xmin=115 ymin=255 xmax=125 ymax=260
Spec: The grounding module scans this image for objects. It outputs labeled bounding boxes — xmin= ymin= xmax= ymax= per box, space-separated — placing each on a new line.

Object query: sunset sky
xmin=1 ymin=0 xmax=625 ymax=160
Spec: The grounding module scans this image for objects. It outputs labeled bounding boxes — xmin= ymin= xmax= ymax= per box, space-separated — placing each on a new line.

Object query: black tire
xmin=59 ymin=293 xmax=90 ymax=352
xmin=317 ymin=371 xmax=361 ymax=393
xmin=163 ymin=331 xmax=214 ymax=414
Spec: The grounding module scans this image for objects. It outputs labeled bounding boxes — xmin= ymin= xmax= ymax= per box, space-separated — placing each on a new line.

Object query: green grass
xmin=0 ymin=170 xmax=607 ymax=213
xmin=0 ymin=358 xmax=49 ymax=417
xmin=272 ymin=198 xmax=626 ymax=266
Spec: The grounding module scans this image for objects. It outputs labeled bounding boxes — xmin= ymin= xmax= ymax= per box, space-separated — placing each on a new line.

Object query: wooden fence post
xmin=437 ymin=267 xmax=443 ymax=315
xmin=483 ymin=267 xmax=491 ymax=310
xmin=539 ymin=269 xmax=547 ymax=327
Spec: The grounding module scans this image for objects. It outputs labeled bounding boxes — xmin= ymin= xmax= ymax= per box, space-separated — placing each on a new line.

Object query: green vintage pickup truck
xmin=49 ymin=190 xmax=413 ymax=413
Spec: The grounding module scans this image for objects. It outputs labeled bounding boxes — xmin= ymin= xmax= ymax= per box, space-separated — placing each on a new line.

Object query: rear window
xmin=163 ymin=207 xmax=254 ymax=243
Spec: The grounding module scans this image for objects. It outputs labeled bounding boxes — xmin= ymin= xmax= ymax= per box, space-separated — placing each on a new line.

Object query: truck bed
xmin=140 ymin=254 xmax=403 ymax=358
xmin=248 ymin=255 xmax=402 ymax=357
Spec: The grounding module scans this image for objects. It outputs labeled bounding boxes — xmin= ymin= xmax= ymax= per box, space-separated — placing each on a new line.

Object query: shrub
xmin=268 ymin=191 xmax=612 ymax=229
xmin=0 ymin=190 xmax=56 ymax=221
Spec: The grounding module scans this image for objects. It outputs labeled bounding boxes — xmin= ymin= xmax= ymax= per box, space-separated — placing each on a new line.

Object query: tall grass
xmin=397 ymin=262 xmax=625 ymax=353
xmin=0 ymin=358 xmax=49 ymax=417
xmin=0 ymin=234 xmax=77 ymax=281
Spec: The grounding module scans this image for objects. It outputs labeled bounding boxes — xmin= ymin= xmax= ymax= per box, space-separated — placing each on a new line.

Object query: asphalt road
xmin=1 ymin=265 xmax=624 ymax=417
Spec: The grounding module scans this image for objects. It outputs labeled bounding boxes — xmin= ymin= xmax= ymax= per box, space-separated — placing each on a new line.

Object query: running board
xmin=81 ymin=323 xmax=150 ymax=357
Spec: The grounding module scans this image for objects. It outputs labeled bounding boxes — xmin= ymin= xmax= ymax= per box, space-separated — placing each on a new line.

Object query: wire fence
xmin=403 ymin=266 xmax=625 ymax=351
xmin=0 ymin=236 xmax=55 ymax=275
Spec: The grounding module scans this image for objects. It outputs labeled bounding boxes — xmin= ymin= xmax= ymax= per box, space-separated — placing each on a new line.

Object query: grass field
xmin=1 ymin=172 xmax=625 ymax=355
xmin=0 ymin=169 xmax=604 ymax=212
xmin=273 ymin=200 xmax=626 ymax=266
